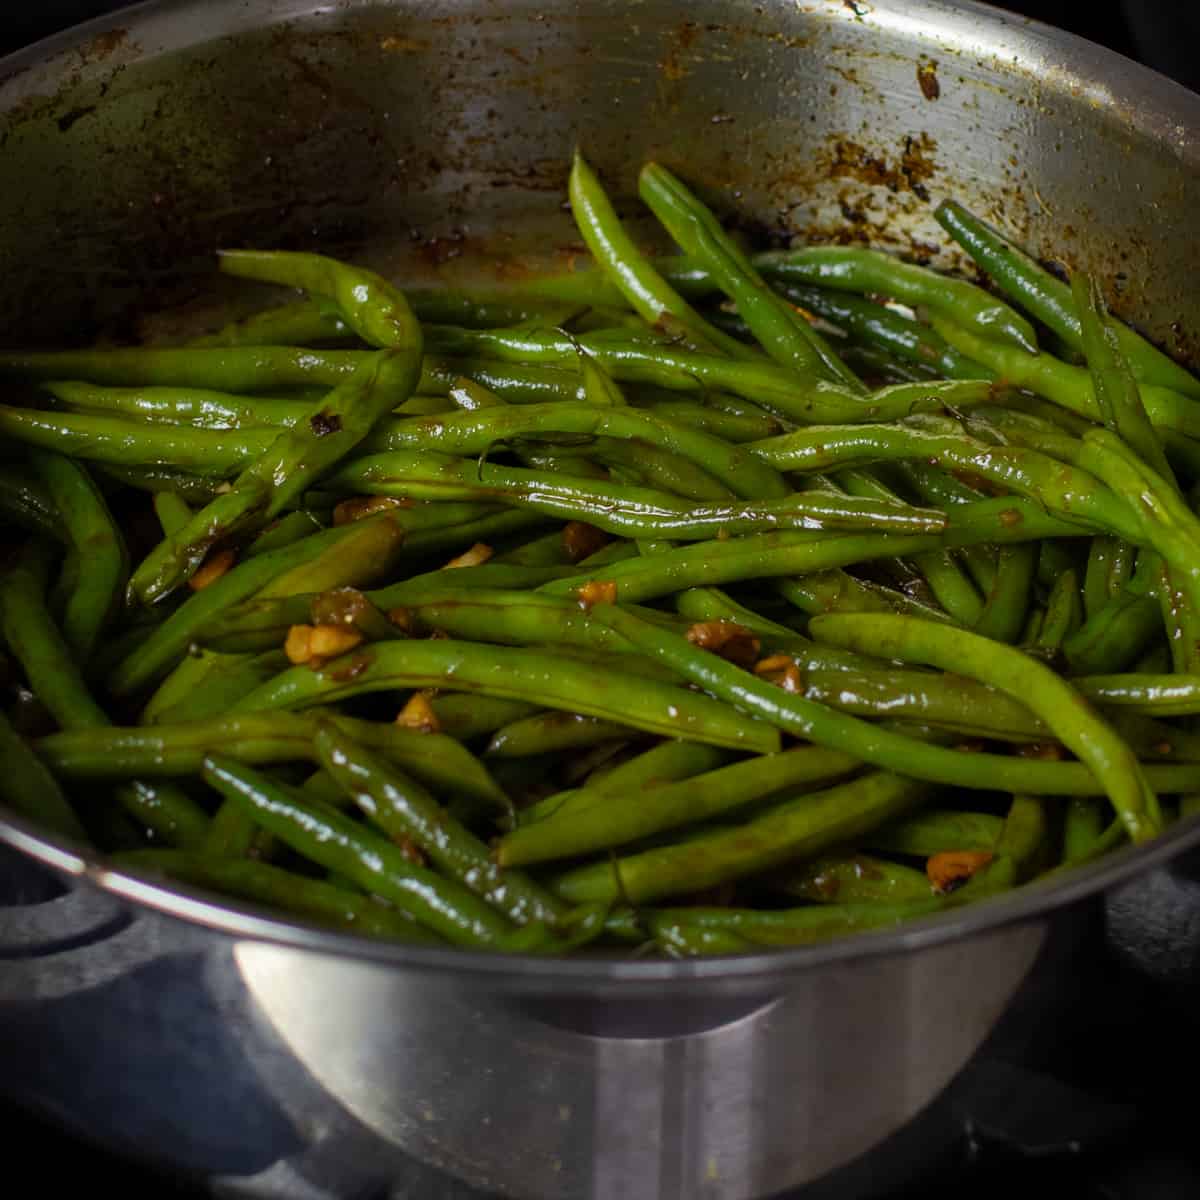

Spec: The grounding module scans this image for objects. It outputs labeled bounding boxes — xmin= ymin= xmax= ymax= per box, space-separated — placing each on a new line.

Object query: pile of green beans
xmin=4 ymin=153 xmax=1200 ymax=958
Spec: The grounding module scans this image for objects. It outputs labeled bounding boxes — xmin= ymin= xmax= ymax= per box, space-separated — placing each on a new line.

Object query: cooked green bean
xmin=114 ymin=849 xmax=445 ymax=943
xmin=499 ymin=744 xmax=861 ymax=866
xmin=38 ymin=711 xmax=507 ymax=812
xmin=548 ymin=770 xmax=928 ymax=904
xmin=935 ymin=199 xmax=1200 ymax=399
xmin=232 ymin=638 xmax=780 ymax=755
xmin=0 ymin=709 xmax=89 ymax=842
xmin=810 ymin=613 xmax=1160 ymax=841
xmin=200 ymin=755 xmax=546 ymax=950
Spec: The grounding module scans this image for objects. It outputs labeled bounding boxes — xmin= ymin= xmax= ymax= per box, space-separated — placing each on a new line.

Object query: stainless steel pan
xmin=3 ymin=3 xmax=1200 ymax=1197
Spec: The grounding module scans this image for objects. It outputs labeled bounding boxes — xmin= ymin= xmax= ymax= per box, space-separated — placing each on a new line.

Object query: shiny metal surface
xmin=2 ymin=1 xmax=1200 ymax=1196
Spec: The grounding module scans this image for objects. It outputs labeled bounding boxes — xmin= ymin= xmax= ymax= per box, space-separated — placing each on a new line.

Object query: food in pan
xmin=3 ymin=152 xmax=1199 ymax=955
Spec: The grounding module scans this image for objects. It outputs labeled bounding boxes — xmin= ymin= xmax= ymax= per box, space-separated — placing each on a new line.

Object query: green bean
xmin=485 ymin=712 xmax=631 ymax=758
xmin=809 ymin=613 xmax=1160 ymax=841
xmin=421 ymin=326 xmax=1000 ymax=426
xmin=216 ymin=250 xmax=413 ymax=350
xmin=110 ymin=512 xmax=406 ymax=696
xmin=1036 ymin=568 xmax=1083 ymax=652
xmin=548 ymin=770 xmax=927 ymax=904
xmin=671 ymin=587 xmax=877 ymax=669
xmin=935 ymin=200 xmax=1200 ymax=399
xmin=0 ymin=346 xmax=374 ymax=390
xmin=795 ymin=665 xmax=1046 ymax=741
xmin=200 ymin=756 xmax=543 ymax=950
xmin=315 ymin=724 xmax=569 ymax=926
xmin=583 ymin=602 xmax=1190 ymax=802
xmin=1063 ymin=549 xmax=1164 ymax=673
xmin=768 ymin=852 xmax=934 ymax=903
xmin=991 ymin=795 xmax=1051 ymax=883
xmin=369 ymin=400 xmax=790 ymax=497
xmin=1073 ymin=273 xmax=1174 ymax=478
xmin=972 ymin=542 xmax=1036 ymax=644
xmin=333 ymin=450 xmax=944 ymax=539
xmin=1059 ymin=797 xmax=1106 ymax=862
xmin=0 ymin=709 xmax=89 ymax=842
xmin=721 ymin=245 xmax=1040 ymax=353
xmin=231 ymin=638 xmax=780 ymax=755
xmin=518 ymin=740 xmax=730 ymax=827
xmin=153 ymin=490 xmax=193 ymax=538
xmin=1 ymin=542 xmax=109 ymax=730
xmin=131 ymin=346 xmax=422 ymax=604
xmin=932 ymin=319 xmax=1200 ymax=438
xmin=1083 ymin=537 xmax=1126 ymax=619
xmin=45 ymin=380 xmax=313 ymax=431
xmin=868 ymin=810 xmax=1004 ymax=856
xmin=638 ymin=399 xmax=783 ymax=443
xmin=0 ymin=404 xmax=273 ymax=473
xmin=115 ymin=849 xmax=445 ymax=943
xmin=1073 ymin=673 xmax=1200 ymax=716
xmin=188 ymin=297 xmax=352 ymax=348
xmin=28 ymin=451 xmax=127 ymax=664
xmin=1 ymin=541 xmax=209 ymax=847
xmin=538 ymin=498 xmax=1074 ymax=608
xmin=774 ymin=284 xmax=996 ymax=380
xmin=568 ymin=151 xmax=752 ymax=359
xmin=0 ymin=467 xmax=67 ymax=542
xmin=143 ymin=651 xmax=289 ymax=725
xmin=40 ymin=711 xmax=507 ymax=809
xmin=749 ymin=413 xmax=1142 ymax=542
xmin=638 ymin=163 xmax=860 ymax=387
xmin=499 ymin=744 xmax=860 ymax=866
xmin=775 ymin=571 xmax=954 ymax=623
xmin=244 ymin=510 xmax=326 ymax=557
xmin=425 ymin=694 xmax=540 ymax=740
xmin=645 ymin=899 xmax=945 ymax=953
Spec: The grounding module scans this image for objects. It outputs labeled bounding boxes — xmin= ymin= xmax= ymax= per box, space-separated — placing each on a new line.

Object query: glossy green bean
xmin=231 ymin=638 xmax=780 ymax=755
xmin=972 ymin=542 xmax=1036 ymax=644
xmin=499 ymin=745 xmax=861 ymax=867
xmin=868 ymin=810 xmax=1004 ymax=856
xmin=518 ymin=740 xmax=730 ymax=827
xmin=644 ymin=899 xmax=945 ymax=953
xmin=935 ymin=199 xmax=1200 ymax=399
xmin=333 ymin=450 xmax=944 ymax=539
xmin=736 ymin=245 xmax=1040 ymax=353
xmin=421 ymin=326 xmax=1000 ymax=426
xmin=131 ymin=348 xmax=422 ymax=604
xmin=45 ymin=380 xmax=313 ymax=431
xmin=110 ymin=512 xmax=406 ymax=696
xmin=775 ymin=284 xmax=995 ymax=380
xmin=638 ymin=163 xmax=863 ymax=388
xmin=315 ymin=725 xmax=568 ymax=926
xmin=38 ymin=711 xmax=508 ymax=812
xmin=373 ymin=401 xmax=790 ymax=499
xmin=485 ymin=712 xmax=631 ymax=758
xmin=568 ymin=151 xmax=752 ymax=359
xmin=810 ymin=613 xmax=1160 ymax=841
xmin=548 ymin=770 xmax=928 ymax=904
xmin=1036 ymin=568 xmax=1084 ymax=652
xmin=28 ymin=450 xmax=127 ymax=663
xmin=768 ymin=852 xmax=934 ymax=903
xmin=583 ymin=602 xmax=1193 ymax=801
xmin=115 ymin=849 xmax=445 ymax=943
xmin=200 ymin=756 xmax=540 ymax=950
xmin=0 ymin=709 xmax=89 ymax=842
xmin=0 ymin=467 xmax=67 ymax=542
xmin=932 ymin=319 xmax=1200 ymax=437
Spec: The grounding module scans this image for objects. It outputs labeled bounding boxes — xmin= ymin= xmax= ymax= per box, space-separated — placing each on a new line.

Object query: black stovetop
xmin=4 ymin=2 xmax=1200 ymax=1198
